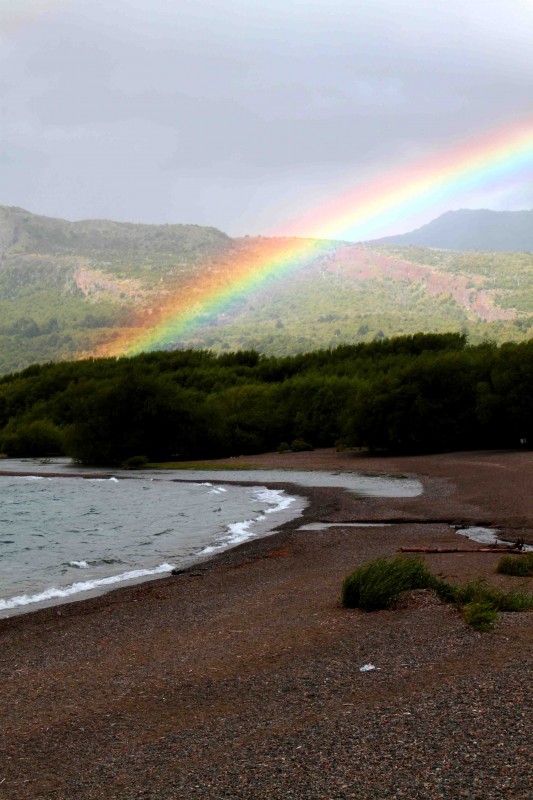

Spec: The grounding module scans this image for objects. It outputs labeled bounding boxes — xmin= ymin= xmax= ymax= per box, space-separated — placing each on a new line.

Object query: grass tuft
xmin=341 ymin=556 xmax=434 ymax=611
xmin=341 ymin=557 xmax=533 ymax=630
xmin=451 ymin=578 xmax=533 ymax=612
xmin=497 ymin=552 xmax=533 ymax=577
xmin=462 ymin=601 xmax=499 ymax=632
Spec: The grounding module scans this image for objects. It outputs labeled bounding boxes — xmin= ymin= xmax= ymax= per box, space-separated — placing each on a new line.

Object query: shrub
xmin=494 ymin=590 xmax=533 ymax=612
xmin=290 ymin=438 xmax=314 ymax=452
xmin=341 ymin=556 xmax=434 ymax=611
xmin=452 ymin=579 xmax=533 ymax=612
xmin=122 ymin=455 xmax=149 ymax=470
xmin=341 ymin=558 xmax=533 ymax=629
xmin=497 ymin=552 xmax=533 ymax=577
xmin=429 ymin=575 xmax=457 ymax=604
xmin=0 ymin=419 xmax=64 ymax=457
xmin=462 ymin=601 xmax=499 ymax=632
xmin=277 ymin=441 xmax=291 ymax=453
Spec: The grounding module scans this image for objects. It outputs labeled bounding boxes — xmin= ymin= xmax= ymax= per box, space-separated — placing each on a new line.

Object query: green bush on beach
xmin=290 ymin=438 xmax=314 ymax=452
xmin=461 ymin=601 xmax=499 ymax=632
xmin=122 ymin=454 xmax=149 ymax=470
xmin=497 ymin=552 xmax=533 ymax=577
xmin=451 ymin=578 xmax=533 ymax=612
xmin=340 ymin=556 xmax=434 ymax=611
xmin=341 ymin=556 xmax=533 ymax=629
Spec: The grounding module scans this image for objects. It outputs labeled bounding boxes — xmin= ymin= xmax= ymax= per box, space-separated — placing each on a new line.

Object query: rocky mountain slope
xmin=1 ymin=206 xmax=532 ymax=373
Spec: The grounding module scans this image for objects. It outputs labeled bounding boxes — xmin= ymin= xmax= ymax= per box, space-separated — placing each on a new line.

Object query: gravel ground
xmin=0 ymin=449 xmax=532 ymax=799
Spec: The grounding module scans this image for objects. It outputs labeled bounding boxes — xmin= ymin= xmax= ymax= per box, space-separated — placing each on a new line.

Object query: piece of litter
xmin=359 ymin=663 xmax=377 ymax=672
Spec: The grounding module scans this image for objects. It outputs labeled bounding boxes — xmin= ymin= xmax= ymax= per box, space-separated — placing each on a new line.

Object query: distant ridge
xmin=0 ymin=205 xmax=230 ymax=257
xmin=372 ymin=209 xmax=533 ymax=252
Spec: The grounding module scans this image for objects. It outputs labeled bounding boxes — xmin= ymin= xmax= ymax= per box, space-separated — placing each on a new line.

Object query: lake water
xmin=0 ymin=458 xmax=423 ymax=617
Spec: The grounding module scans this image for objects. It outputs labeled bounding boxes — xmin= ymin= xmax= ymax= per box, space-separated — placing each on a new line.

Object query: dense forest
xmin=0 ymin=333 xmax=531 ymax=465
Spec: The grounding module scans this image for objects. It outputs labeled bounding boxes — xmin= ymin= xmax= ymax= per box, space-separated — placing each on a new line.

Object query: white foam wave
xmin=69 ymin=560 xmax=89 ymax=569
xmin=227 ymin=519 xmax=254 ymax=542
xmin=0 ymin=563 xmax=175 ymax=611
xmin=89 ymin=477 xmax=119 ymax=482
xmin=199 ymin=520 xmax=256 ymax=556
xmin=253 ymin=488 xmax=296 ymax=514
xmin=198 ymin=487 xmax=298 ymax=556
xmin=195 ymin=482 xmax=212 ymax=487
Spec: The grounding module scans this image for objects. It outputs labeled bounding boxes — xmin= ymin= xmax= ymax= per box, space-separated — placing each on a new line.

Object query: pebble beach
xmin=0 ymin=449 xmax=532 ymax=799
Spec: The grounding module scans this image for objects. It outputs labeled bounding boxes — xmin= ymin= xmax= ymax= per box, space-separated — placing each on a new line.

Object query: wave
xmin=253 ymin=487 xmax=296 ymax=513
xmin=200 ymin=487 xmax=298 ymax=555
xmin=0 ymin=476 xmax=304 ymax=616
xmin=0 ymin=563 xmax=175 ymax=611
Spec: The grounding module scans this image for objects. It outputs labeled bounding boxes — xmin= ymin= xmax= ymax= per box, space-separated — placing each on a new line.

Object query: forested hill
xmin=373 ymin=209 xmax=533 ymax=252
xmin=2 ymin=206 xmax=533 ymax=373
xmin=0 ymin=206 xmax=232 ymax=372
xmin=0 ymin=205 xmax=230 ymax=258
xmin=0 ymin=334 xmax=531 ymax=464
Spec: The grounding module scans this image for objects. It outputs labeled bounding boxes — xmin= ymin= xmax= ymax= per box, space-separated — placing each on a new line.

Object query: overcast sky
xmin=1 ymin=0 xmax=532 ymax=239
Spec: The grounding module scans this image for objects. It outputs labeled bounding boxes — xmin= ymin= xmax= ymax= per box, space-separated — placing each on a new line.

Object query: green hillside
xmin=183 ymin=243 xmax=533 ymax=355
xmin=1 ymin=206 xmax=533 ymax=373
xmin=0 ymin=206 xmax=231 ymax=372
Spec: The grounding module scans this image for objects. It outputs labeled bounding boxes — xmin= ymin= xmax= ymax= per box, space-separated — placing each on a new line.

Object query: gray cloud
xmin=1 ymin=0 xmax=532 ymax=236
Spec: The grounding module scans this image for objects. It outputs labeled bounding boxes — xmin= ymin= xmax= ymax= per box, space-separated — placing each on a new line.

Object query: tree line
xmin=0 ymin=332 xmax=531 ymax=464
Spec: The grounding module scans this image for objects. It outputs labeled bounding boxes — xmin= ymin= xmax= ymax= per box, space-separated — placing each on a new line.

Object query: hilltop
xmin=373 ymin=208 xmax=533 ymax=251
xmin=1 ymin=206 xmax=533 ymax=373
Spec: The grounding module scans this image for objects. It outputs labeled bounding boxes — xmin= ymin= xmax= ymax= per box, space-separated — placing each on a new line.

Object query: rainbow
xmin=283 ymin=119 xmax=533 ymax=242
xmin=98 ymin=116 xmax=533 ymax=357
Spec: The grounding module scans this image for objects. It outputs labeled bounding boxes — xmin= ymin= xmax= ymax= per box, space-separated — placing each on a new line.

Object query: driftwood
xmin=399 ymin=547 xmax=527 ymax=554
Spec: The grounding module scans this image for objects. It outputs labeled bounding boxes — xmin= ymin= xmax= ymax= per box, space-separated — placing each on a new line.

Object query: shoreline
xmin=0 ymin=482 xmax=311 ymax=624
xmin=1 ymin=449 xmax=532 ymax=799
xmin=0 ymin=458 xmax=425 ymax=621
xmin=2 ymin=448 xmax=532 ymax=627
xmin=0 ymin=472 xmax=311 ymax=622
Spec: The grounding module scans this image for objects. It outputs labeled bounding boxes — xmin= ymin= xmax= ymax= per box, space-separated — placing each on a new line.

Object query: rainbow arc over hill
xmin=99 ymin=118 xmax=533 ymax=357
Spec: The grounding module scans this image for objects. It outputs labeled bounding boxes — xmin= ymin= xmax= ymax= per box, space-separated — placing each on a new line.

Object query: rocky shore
xmin=0 ymin=449 xmax=531 ymax=799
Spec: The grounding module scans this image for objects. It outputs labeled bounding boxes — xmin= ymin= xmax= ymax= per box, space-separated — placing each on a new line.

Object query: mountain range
xmin=0 ymin=205 xmax=532 ymax=374
xmin=373 ymin=208 xmax=533 ymax=251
